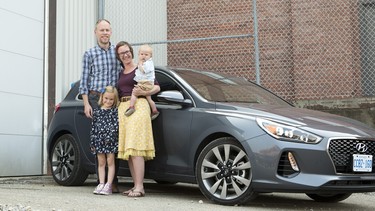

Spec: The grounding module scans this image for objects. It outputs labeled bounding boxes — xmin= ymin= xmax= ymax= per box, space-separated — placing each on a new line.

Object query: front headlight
xmin=256 ymin=118 xmax=322 ymax=144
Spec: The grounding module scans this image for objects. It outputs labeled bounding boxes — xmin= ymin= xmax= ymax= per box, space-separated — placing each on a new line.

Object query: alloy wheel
xmin=196 ymin=137 xmax=255 ymax=205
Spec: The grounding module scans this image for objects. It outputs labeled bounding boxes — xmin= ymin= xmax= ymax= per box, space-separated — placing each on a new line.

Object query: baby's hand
xmin=138 ymin=58 xmax=144 ymax=65
xmin=138 ymin=62 xmax=145 ymax=73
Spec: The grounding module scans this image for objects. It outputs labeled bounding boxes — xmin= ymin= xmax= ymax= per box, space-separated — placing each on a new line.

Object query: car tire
xmin=305 ymin=193 xmax=352 ymax=202
xmin=196 ymin=137 xmax=256 ymax=205
xmin=50 ymin=134 xmax=89 ymax=186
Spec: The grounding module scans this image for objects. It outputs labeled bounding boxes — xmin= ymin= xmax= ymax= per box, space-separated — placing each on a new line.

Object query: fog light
xmin=288 ymin=152 xmax=299 ymax=171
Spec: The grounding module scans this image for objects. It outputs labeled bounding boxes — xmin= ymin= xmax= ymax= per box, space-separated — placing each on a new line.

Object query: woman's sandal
xmin=127 ymin=190 xmax=145 ymax=197
xmin=122 ymin=188 xmax=134 ymax=196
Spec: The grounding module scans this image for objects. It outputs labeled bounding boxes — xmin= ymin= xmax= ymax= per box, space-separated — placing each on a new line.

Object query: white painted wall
xmin=56 ymin=0 xmax=98 ymax=102
xmin=0 ymin=0 xmax=45 ymax=176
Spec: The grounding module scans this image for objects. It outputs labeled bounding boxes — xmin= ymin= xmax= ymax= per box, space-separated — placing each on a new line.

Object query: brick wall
xmin=167 ymin=0 xmax=255 ymax=78
xmin=286 ymin=0 xmax=362 ymax=100
xmin=167 ymin=0 xmax=363 ymax=102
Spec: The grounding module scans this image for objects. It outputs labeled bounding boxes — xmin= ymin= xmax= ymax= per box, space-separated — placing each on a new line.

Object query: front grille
xmin=328 ymin=139 xmax=375 ymax=173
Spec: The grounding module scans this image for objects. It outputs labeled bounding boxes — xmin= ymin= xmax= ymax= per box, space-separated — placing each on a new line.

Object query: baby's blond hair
xmin=139 ymin=44 xmax=153 ymax=57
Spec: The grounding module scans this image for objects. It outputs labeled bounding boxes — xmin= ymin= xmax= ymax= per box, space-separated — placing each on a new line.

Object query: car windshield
xmin=174 ymin=68 xmax=291 ymax=106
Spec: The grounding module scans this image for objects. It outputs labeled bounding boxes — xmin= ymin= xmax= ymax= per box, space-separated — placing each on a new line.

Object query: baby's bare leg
xmin=129 ymin=94 xmax=137 ymax=108
xmin=146 ymin=96 xmax=157 ymax=112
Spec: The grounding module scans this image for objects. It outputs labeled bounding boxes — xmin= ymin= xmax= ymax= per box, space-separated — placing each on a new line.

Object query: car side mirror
xmin=157 ymin=91 xmax=192 ymax=105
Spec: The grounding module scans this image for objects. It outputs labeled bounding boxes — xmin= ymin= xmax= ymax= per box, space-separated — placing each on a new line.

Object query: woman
xmin=115 ymin=41 xmax=160 ymax=197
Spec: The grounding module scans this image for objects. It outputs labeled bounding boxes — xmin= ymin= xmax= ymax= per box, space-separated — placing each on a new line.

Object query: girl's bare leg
xmin=106 ymin=153 xmax=115 ymax=184
xmin=97 ymin=153 xmax=106 ymax=184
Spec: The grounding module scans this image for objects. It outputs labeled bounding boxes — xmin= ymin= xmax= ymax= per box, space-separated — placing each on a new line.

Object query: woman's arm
xmin=132 ymin=84 xmax=160 ymax=97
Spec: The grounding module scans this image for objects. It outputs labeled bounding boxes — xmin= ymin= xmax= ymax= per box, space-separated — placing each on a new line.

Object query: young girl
xmin=90 ymin=86 xmax=119 ymax=195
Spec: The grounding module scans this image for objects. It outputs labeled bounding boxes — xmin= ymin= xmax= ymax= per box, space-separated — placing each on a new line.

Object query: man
xmin=79 ymin=19 xmax=122 ymax=193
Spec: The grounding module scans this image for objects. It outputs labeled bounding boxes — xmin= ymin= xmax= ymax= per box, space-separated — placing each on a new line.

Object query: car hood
xmin=215 ymin=102 xmax=375 ymax=138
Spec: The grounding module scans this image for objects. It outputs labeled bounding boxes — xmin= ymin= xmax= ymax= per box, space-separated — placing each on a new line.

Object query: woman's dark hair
xmin=115 ymin=41 xmax=134 ymax=64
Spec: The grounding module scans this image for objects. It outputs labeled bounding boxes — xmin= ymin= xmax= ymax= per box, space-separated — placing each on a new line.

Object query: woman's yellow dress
xmin=117 ymin=98 xmax=155 ymax=161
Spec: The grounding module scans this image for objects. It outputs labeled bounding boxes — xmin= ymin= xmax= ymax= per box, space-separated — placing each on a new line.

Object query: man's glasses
xmin=118 ymin=50 xmax=131 ymax=56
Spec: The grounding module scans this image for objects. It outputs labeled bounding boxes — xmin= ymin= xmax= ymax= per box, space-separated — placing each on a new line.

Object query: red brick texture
xmin=167 ymin=0 xmax=363 ymax=102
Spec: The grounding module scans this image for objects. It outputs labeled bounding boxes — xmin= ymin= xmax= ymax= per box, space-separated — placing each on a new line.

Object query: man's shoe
xmin=112 ymin=183 xmax=120 ymax=193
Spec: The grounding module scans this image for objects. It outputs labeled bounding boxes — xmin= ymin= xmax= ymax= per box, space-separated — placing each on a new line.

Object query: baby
xmin=125 ymin=44 xmax=159 ymax=120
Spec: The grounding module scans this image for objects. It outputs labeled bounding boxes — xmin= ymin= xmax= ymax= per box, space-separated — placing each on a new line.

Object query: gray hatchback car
xmin=47 ymin=66 xmax=375 ymax=205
